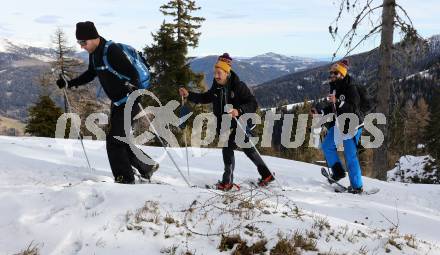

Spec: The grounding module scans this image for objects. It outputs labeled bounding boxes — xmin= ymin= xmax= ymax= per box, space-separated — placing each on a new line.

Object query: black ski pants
xmin=106 ymin=101 xmax=156 ymax=182
xmin=221 ymin=130 xmax=272 ymax=184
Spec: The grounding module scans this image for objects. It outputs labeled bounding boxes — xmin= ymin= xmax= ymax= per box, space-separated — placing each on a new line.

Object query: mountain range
xmin=1 ymin=35 xmax=439 ymax=122
xmin=0 ymin=38 xmax=53 ymax=120
xmin=0 ymin=38 xmax=327 ymax=121
xmin=253 ymin=35 xmax=440 ymax=108
xmin=0 ymin=38 xmax=99 ymax=121
xmin=190 ymin=52 xmax=327 ymax=87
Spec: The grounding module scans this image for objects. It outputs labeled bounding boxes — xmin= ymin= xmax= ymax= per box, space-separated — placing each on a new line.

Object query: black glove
xmin=56 ymin=74 xmax=69 ymax=89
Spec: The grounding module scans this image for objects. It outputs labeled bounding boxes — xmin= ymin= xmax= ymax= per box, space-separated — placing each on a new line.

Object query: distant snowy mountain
xmin=0 ymin=38 xmax=55 ymax=63
xmin=254 ymin=34 xmax=440 ymax=108
xmin=428 ymin=34 xmax=440 ymax=45
xmin=0 ymin=38 xmax=96 ymax=121
xmin=0 ymin=39 xmax=54 ymax=120
xmin=190 ymin=53 xmax=327 ymax=87
xmin=0 ymin=37 xmax=87 ymax=64
xmin=247 ymin=52 xmax=320 ymax=73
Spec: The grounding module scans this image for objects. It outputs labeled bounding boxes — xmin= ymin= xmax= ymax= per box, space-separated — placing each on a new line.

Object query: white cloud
xmin=0 ymin=24 xmax=14 ymax=37
xmin=0 ymin=0 xmax=438 ymax=57
xmin=34 ymin=15 xmax=62 ymax=24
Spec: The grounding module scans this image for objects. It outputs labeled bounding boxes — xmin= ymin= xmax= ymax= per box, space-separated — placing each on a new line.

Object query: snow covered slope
xmin=0 ymin=38 xmax=54 ymax=62
xmin=388 ymin=155 xmax=439 ymax=184
xmin=1 ymin=136 xmax=440 ymax=254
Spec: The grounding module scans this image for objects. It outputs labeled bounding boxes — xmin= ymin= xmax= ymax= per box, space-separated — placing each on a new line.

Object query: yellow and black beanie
xmin=215 ymin=53 xmax=233 ymax=74
xmin=331 ymin=59 xmax=349 ymax=77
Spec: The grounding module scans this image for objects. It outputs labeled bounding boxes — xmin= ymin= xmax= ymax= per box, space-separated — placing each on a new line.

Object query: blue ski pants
xmin=321 ymin=126 xmax=363 ymax=189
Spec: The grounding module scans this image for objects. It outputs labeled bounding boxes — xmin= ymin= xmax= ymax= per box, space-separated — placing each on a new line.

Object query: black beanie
xmin=76 ymin=21 xmax=99 ymax=40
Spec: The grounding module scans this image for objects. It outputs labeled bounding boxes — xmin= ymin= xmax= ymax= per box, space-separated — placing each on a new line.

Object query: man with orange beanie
xmin=314 ymin=59 xmax=364 ymax=194
xmin=179 ymin=53 xmax=274 ymax=190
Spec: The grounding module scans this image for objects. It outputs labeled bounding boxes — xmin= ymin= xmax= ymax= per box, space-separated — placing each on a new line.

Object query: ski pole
xmin=137 ymin=102 xmax=192 ymax=188
xmin=60 ymin=74 xmax=93 ymax=173
xmin=232 ymin=115 xmax=285 ymax=191
xmin=181 ymin=95 xmax=190 ymax=179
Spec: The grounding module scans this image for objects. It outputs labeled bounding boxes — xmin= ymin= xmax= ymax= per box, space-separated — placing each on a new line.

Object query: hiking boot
xmin=347 ymin=186 xmax=363 ymax=194
xmin=330 ymin=163 xmax=346 ymax=182
xmin=115 ymin=175 xmax=135 ymax=184
xmin=215 ymin=182 xmax=240 ymax=191
xmin=140 ymin=163 xmax=159 ymax=180
xmin=257 ymin=174 xmax=275 ymax=187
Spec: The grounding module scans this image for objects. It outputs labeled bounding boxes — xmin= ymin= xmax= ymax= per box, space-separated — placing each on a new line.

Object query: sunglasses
xmin=329 ymin=71 xmax=339 ymax=76
xmin=77 ymin=40 xmax=87 ymax=46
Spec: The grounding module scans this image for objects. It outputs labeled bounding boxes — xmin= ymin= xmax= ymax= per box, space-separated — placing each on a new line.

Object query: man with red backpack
xmin=56 ymin=21 xmax=158 ymax=184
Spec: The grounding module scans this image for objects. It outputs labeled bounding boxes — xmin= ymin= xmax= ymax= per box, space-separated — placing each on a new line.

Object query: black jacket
xmin=187 ymin=71 xmax=258 ymax=131
xmin=69 ymin=37 xmax=139 ymax=103
xmin=322 ymin=75 xmax=363 ymax=131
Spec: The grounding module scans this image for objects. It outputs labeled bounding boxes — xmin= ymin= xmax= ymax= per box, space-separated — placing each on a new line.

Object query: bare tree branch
xmin=343 ymin=24 xmax=383 ymax=58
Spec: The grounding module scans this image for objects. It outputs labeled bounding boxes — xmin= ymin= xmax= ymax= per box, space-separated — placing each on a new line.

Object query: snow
xmin=261 ymin=99 xmax=322 ymax=112
xmin=0 ymin=38 xmax=29 ymax=53
xmin=388 ymin=155 xmax=438 ymax=184
xmin=0 ymin=37 xmax=55 ymax=63
xmin=0 ymin=38 xmax=10 ymax=52
xmin=400 ymin=69 xmax=433 ymax=82
xmin=260 ymin=64 xmax=288 ymax=71
xmin=294 ymin=66 xmax=307 ymax=71
xmin=28 ymin=53 xmax=54 ymax=63
xmin=284 ymin=100 xmax=315 ymax=111
xmin=244 ymin=52 xmax=324 ymax=74
xmin=428 ymin=34 xmax=440 ymax=45
xmin=1 ymin=136 xmax=440 ymax=254
xmin=0 ymin=37 xmax=48 ymax=53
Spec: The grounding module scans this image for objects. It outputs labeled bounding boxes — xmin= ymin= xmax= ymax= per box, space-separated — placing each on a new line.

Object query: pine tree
xmin=37 ymin=72 xmax=54 ymax=97
xmin=143 ymin=1 xmax=206 ymax=147
xmin=25 ymin=95 xmax=63 ymax=138
xmin=52 ymin=28 xmax=79 ymax=79
xmin=388 ymin=103 xmax=405 ymax=163
xmin=160 ymin=0 xmax=205 ymax=47
xmin=51 ymin=27 xmax=104 ymax=138
xmin=398 ymin=98 xmax=431 ymax=156
xmin=144 ymin=24 xmax=188 ymax=103
xmin=414 ymin=98 xmax=430 ymax=153
xmin=403 ymin=100 xmax=418 ymax=154
xmin=425 ymin=89 xmax=440 ymax=163
xmin=51 ymin=28 xmax=82 ymax=112
xmin=295 ymin=100 xmax=319 ymax=163
xmin=158 ymin=0 xmax=206 ymax=102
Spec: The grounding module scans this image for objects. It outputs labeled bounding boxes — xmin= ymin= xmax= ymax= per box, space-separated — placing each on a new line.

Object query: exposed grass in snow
xmin=13 ymin=242 xmax=41 ymax=255
xmin=388 ymin=155 xmax=439 ymax=184
xmin=1 ymin=136 xmax=440 ymax=254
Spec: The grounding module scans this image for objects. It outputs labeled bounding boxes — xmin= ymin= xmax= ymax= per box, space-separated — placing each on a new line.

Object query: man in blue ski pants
xmin=313 ymin=59 xmax=365 ymax=194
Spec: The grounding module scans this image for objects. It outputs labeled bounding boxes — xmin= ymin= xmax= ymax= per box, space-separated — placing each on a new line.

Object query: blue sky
xmin=1 ymin=0 xmax=439 ymax=58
